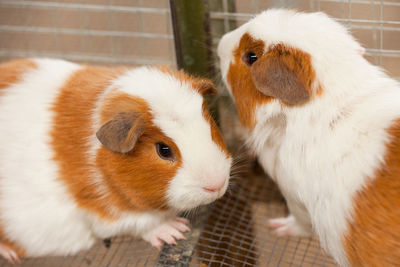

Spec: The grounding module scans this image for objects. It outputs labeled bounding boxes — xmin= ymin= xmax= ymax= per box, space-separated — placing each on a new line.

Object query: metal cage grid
xmin=0 ymin=0 xmax=176 ymax=66
xmin=188 ymin=173 xmax=336 ymax=267
xmin=0 ymin=0 xmax=399 ymax=266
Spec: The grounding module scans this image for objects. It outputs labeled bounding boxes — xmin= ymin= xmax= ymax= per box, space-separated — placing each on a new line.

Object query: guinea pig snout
xmin=203 ymin=180 xmax=226 ymax=193
xmin=202 ymin=178 xmax=227 ymax=194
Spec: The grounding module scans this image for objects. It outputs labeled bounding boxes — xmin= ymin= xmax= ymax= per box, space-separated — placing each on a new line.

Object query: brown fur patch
xmin=344 ymin=119 xmax=400 ymax=266
xmin=51 ymin=65 xmax=132 ymax=219
xmin=251 ymin=43 xmax=315 ymax=105
xmin=96 ymin=93 xmax=182 ymax=211
xmin=0 ymin=59 xmax=36 ymax=92
xmin=227 ymin=33 xmax=317 ymax=128
xmin=96 ymin=112 xmax=146 ymax=154
xmin=227 ymin=33 xmax=269 ymax=128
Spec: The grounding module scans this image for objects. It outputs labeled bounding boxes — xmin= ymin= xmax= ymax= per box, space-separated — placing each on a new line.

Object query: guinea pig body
xmin=0 ymin=58 xmax=231 ymax=262
xmin=218 ymin=9 xmax=400 ymax=266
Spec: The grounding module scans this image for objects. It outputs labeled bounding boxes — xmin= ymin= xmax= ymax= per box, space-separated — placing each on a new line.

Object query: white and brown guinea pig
xmin=218 ymin=9 xmax=400 ymax=267
xmin=0 ymin=58 xmax=231 ymax=263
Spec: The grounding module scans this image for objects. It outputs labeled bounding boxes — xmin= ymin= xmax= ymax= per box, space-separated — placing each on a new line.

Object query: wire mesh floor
xmin=0 ymin=169 xmax=337 ymax=266
xmin=189 ymin=171 xmax=337 ymax=267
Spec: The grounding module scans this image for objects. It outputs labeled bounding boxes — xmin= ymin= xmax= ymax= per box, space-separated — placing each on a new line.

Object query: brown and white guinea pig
xmin=218 ymin=9 xmax=400 ymax=267
xmin=0 ymin=58 xmax=231 ymax=263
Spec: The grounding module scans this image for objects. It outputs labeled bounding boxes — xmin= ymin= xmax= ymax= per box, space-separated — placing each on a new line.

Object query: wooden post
xmin=169 ymin=0 xmax=214 ymax=78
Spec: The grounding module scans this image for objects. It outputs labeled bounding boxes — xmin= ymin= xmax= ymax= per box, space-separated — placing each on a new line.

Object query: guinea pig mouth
xmin=202 ymin=179 xmax=227 ymax=194
xmin=170 ymin=187 xmax=227 ymax=211
xmin=202 ymin=184 xmax=228 ymax=203
xmin=167 ymin=172 xmax=230 ymax=211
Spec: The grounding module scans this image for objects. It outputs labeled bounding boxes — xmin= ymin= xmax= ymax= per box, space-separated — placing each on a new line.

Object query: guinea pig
xmin=218 ymin=9 xmax=400 ymax=267
xmin=0 ymin=58 xmax=231 ymax=263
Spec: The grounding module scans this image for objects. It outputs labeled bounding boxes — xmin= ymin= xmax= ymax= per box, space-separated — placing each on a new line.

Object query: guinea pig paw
xmin=268 ymin=216 xmax=310 ymax=237
xmin=143 ymin=217 xmax=190 ymax=250
xmin=0 ymin=243 xmax=21 ymax=264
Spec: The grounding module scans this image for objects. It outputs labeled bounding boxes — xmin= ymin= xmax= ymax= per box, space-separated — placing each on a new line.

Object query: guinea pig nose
xmin=203 ymin=179 xmax=226 ymax=193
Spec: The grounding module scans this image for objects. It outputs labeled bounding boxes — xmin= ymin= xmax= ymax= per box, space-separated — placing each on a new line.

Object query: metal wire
xmin=188 ymin=173 xmax=336 ymax=266
xmin=0 ymin=236 xmax=159 ymax=266
xmin=0 ymin=0 xmax=175 ymax=66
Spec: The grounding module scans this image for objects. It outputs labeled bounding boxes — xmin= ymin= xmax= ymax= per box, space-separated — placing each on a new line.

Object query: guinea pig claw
xmin=268 ymin=217 xmax=288 ymax=229
xmin=11 ymin=252 xmax=21 ymax=265
xmin=268 ymin=216 xmax=312 ymax=237
xmin=143 ymin=217 xmax=191 ymax=250
xmin=0 ymin=244 xmax=20 ymax=264
xmin=151 ymin=238 xmax=162 ymax=251
xmin=175 ymin=217 xmax=190 ymax=225
xmin=273 ymin=226 xmax=292 ymax=237
xmin=172 ymin=220 xmax=190 ymax=233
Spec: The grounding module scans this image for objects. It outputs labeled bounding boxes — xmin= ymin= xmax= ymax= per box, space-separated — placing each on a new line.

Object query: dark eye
xmin=242 ymin=51 xmax=258 ymax=66
xmin=155 ymin=142 xmax=174 ymax=161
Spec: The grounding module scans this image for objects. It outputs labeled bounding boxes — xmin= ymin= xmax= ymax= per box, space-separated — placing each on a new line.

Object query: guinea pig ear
xmin=96 ymin=112 xmax=146 ymax=153
xmin=193 ymin=79 xmax=218 ymax=95
xmin=251 ymin=44 xmax=314 ymax=105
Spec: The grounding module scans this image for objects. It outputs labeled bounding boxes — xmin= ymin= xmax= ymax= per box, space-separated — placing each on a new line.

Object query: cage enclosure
xmin=0 ymin=0 xmax=399 ymax=266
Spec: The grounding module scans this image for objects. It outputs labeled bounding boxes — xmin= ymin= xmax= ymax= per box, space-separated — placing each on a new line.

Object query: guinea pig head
xmin=218 ymin=34 xmax=315 ymax=129
xmin=96 ymin=67 xmax=231 ymax=212
xmin=218 ymin=9 xmax=365 ymax=128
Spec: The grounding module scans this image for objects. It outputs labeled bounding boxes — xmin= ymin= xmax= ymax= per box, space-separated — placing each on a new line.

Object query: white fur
xmin=0 ymin=60 xmax=231 ymax=258
xmin=0 ymin=58 xmax=95 ymax=256
xmin=89 ymin=211 xmax=172 ymax=239
xmin=218 ymin=9 xmax=400 ymax=266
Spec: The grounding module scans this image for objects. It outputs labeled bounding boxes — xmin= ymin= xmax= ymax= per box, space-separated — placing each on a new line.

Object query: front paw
xmin=142 ymin=217 xmax=190 ymax=250
xmin=0 ymin=243 xmax=21 ymax=264
xmin=269 ymin=215 xmax=311 ymax=237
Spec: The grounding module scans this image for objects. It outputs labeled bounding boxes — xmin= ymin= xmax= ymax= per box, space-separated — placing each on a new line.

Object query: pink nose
xmin=203 ymin=180 xmax=226 ymax=193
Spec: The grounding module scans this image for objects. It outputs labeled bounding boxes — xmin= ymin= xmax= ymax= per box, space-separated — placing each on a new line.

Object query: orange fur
xmin=344 ymin=119 xmax=400 ymax=266
xmin=227 ymin=33 xmax=269 ymax=128
xmin=0 ymin=59 xmax=36 ymax=92
xmin=97 ymin=93 xmax=182 ymax=211
xmin=251 ymin=43 xmax=315 ymax=105
xmin=227 ymin=34 xmax=318 ymax=127
xmin=51 ymin=66 xmax=128 ymax=220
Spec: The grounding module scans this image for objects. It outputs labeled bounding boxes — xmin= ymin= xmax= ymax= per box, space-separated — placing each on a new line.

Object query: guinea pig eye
xmin=242 ymin=51 xmax=258 ymax=66
xmin=155 ymin=142 xmax=174 ymax=161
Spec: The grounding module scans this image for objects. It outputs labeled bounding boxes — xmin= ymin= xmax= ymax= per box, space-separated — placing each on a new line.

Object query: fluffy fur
xmin=218 ymin=9 xmax=400 ymax=266
xmin=0 ymin=58 xmax=231 ymax=262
